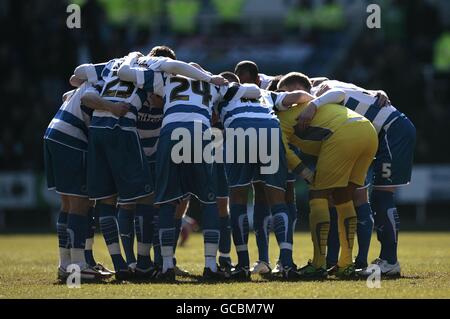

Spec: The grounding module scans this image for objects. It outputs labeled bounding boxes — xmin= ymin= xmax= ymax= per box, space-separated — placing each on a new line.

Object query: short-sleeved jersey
xmin=136 ymin=97 xmax=163 ymax=162
xmin=259 ymin=73 xmax=274 ymax=90
xmin=315 ymin=80 xmax=402 ymax=133
xmin=278 ymin=102 xmax=368 ymax=170
xmin=44 ymin=82 xmax=96 ymax=151
xmin=154 ymin=74 xmax=240 ymax=129
xmin=88 ymin=58 xmax=154 ymax=131
xmin=217 ymin=89 xmax=286 ymax=128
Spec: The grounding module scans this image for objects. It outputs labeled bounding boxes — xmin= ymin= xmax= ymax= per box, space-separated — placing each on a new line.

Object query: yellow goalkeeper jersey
xmin=278 ymin=103 xmax=369 ymax=171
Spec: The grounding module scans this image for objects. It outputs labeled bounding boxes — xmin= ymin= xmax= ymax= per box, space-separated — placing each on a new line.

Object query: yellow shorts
xmin=311 ymin=119 xmax=378 ymax=190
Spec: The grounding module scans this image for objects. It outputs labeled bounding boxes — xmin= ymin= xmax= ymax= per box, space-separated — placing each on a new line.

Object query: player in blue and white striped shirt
xmin=299 ymin=78 xmax=416 ymax=276
xmin=44 ymin=82 xmax=128 ymax=281
xmin=75 ymin=50 xmax=226 ymax=280
xmin=117 ymin=57 xmax=261 ymax=280
xmin=216 ymin=72 xmax=314 ymax=280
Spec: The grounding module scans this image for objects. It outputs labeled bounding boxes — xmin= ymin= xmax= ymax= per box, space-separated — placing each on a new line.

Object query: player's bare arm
xmin=280 ymin=90 xmax=314 ymax=108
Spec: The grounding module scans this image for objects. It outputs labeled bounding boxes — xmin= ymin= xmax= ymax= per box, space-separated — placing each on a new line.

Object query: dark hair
xmin=234 ymin=60 xmax=259 ymax=82
xmin=148 ymin=45 xmax=176 ymax=60
xmin=266 ymin=75 xmax=284 ymax=91
xmin=219 ymin=71 xmax=240 ymax=83
xmin=278 ymin=72 xmax=312 ymax=92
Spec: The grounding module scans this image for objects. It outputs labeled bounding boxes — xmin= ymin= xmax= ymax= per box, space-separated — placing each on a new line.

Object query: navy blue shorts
xmin=154 ymin=123 xmax=217 ymax=204
xmin=87 ymin=127 xmax=153 ymax=203
xmin=370 ymin=115 xmax=416 ymax=187
xmin=224 ymin=118 xmax=287 ymax=191
xmin=44 ymin=139 xmax=88 ymax=197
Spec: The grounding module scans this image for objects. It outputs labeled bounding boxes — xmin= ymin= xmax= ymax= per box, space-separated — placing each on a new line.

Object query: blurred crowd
xmin=1 ymin=0 xmax=449 ymax=171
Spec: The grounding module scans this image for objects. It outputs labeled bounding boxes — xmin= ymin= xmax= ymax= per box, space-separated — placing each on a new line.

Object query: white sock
xmin=85 ymin=238 xmax=94 ymax=250
xmin=71 ymin=248 xmax=87 ymax=266
xmin=205 ymin=257 xmax=217 ymax=272
xmin=162 ymin=256 xmax=174 ymax=273
xmin=59 ymin=248 xmax=71 ymax=269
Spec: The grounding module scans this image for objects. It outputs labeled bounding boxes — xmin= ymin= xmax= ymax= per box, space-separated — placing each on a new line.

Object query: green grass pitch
xmin=0 ymin=232 xmax=449 ymax=298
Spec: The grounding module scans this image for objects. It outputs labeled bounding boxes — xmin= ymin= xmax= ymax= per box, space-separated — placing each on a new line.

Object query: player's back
xmin=137 ymin=98 xmax=163 ymax=162
xmin=44 ymin=83 xmax=94 ymax=151
xmin=321 ymin=80 xmax=402 ymax=133
xmin=90 ymin=58 xmax=147 ymax=131
xmin=278 ymin=102 xmax=367 ymax=156
xmin=158 ymin=73 xmax=222 ymax=131
xmin=217 ymin=89 xmax=280 ymax=129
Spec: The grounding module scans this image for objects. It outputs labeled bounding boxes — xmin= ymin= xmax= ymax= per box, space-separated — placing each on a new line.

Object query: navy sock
xmin=355 ymin=203 xmax=374 ymax=268
xmin=67 ymin=214 xmax=87 ymax=249
xmin=253 ymin=203 xmax=271 ymax=263
xmin=159 ymin=203 xmax=176 ymax=271
xmin=230 ymin=204 xmax=249 ymax=267
xmin=67 ymin=213 xmax=88 ymax=265
xmin=134 ymin=204 xmax=155 ymax=270
xmin=152 ymin=213 xmax=162 ymax=267
xmin=326 ymin=207 xmax=340 ymax=267
xmin=218 ymin=215 xmax=232 ymax=265
xmin=84 ymin=207 xmax=97 ymax=267
xmin=287 ymin=202 xmax=298 ymax=235
xmin=271 ymin=203 xmax=293 ymax=267
xmin=118 ymin=207 xmax=136 ymax=265
xmin=98 ymin=203 xmax=127 ymax=271
xmin=57 ymin=211 xmax=70 ymax=267
xmin=173 ymin=217 xmax=182 ymax=255
xmin=372 ymin=190 xmax=399 ymax=264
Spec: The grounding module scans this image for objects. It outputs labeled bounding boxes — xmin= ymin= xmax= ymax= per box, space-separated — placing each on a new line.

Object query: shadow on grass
xmin=52 ymin=274 xmax=422 ymax=286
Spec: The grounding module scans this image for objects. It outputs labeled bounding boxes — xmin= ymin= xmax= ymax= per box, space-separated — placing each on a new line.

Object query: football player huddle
xmin=44 ymin=45 xmax=415 ymax=282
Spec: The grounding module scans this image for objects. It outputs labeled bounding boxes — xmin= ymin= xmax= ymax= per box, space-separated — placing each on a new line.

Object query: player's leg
xmin=370 ymin=187 xmax=401 ymax=275
xmin=173 ymin=198 xmax=190 ymax=276
xmin=57 ymin=195 xmax=70 ymax=279
xmin=367 ymin=116 xmax=415 ymax=277
xmin=297 ymin=189 xmax=331 ymax=279
xmin=273 ymin=179 xmax=298 ymax=274
xmin=67 ymin=196 xmax=91 ymax=268
xmin=186 ymin=156 xmax=226 ymax=280
xmin=152 ymin=209 xmax=162 ymax=270
xmin=229 ymin=185 xmax=251 ymax=279
xmin=332 ymin=183 xmax=359 ymax=277
xmin=217 ymin=197 xmax=232 ymax=271
xmin=174 ymin=199 xmax=189 ymax=259
xmin=353 ymin=186 xmax=374 ymax=270
xmin=259 ymin=133 xmax=295 ymax=279
xmin=43 ymin=139 xmax=71 ymax=276
xmin=84 ymin=204 xmax=96 ymax=267
xmin=251 ymin=181 xmax=272 ymax=274
xmin=153 ymin=129 xmax=185 ymax=280
xmin=326 ymin=196 xmax=340 ymax=271
xmin=84 ymin=203 xmax=113 ymax=274
xmin=87 ymin=128 xmax=128 ymax=278
xmin=285 ymin=181 xmax=297 ymax=250
xmin=133 ymin=194 xmax=158 ymax=277
xmin=332 ymin=121 xmax=378 ymax=278
xmin=117 ymin=203 xmax=136 ymax=270
xmin=264 ymin=185 xmax=297 ymax=279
